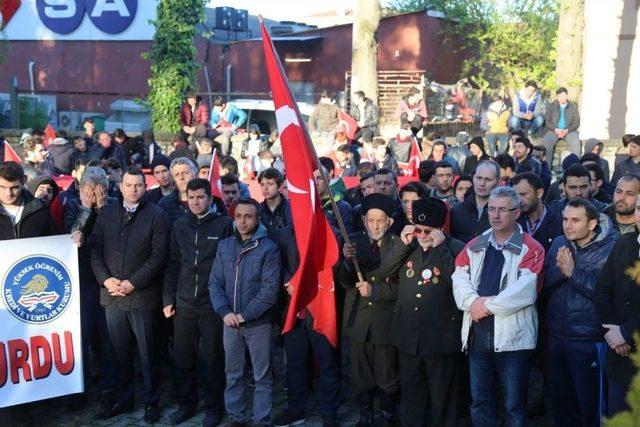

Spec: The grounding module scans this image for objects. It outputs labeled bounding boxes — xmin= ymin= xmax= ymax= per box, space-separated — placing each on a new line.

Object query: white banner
xmin=0 ymin=235 xmax=83 ymax=408
xmin=4 ymin=0 xmax=156 ymax=41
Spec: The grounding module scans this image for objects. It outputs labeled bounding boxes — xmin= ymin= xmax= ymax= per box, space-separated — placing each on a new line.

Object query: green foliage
xmin=387 ymin=0 xmax=559 ymax=94
xmin=19 ymin=97 xmax=48 ymax=130
xmin=143 ymin=0 xmax=207 ymax=132
xmin=606 ymin=333 xmax=640 ymax=426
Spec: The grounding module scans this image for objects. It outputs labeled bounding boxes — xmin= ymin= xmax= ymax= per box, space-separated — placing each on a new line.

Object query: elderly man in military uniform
xmin=378 ymin=197 xmax=465 ymax=427
xmin=338 ymin=193 xmax=402 ymax=426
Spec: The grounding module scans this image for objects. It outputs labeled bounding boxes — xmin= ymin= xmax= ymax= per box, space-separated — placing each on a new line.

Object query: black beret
xmin=412 ymin=197 xmax=447 ymax=228
xmin=362 ymin=193 xmax=394 ymax=217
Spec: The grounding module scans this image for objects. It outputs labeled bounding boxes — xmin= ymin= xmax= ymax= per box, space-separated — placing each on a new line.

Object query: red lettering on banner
xmin=52 ymin=332 xmax=74 ymax=375
xmin=8 ymin=339 xmax=32 ymax=384
xmin=0 ymin=343 xmax=6 ymax=387
xmin=0 ymin=331 xmax=75 ymax=386
xmin=30 ymin=335 xmax=53 ymax=380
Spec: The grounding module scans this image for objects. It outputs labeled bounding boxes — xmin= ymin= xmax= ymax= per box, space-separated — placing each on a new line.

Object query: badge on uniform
xmin=406 ymin=261 xmax=415 ymax=278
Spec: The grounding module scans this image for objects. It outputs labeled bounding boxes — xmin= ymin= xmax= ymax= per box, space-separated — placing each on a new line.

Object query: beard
xmin=367 ymin=228 xmax=388 ymax=242
xmin=615 ymin=202 xmax=635 ymax=216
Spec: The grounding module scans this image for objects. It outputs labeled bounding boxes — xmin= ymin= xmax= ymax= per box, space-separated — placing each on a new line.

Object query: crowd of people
xmin=1 ymin=81 xmax=640 ymax=427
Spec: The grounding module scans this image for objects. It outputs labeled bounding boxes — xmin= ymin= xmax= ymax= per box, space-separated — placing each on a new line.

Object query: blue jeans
xmin=223 ymin=323 xmax=273 ymax=425
xmin=486 ymin=133 xmax=509 ymax=157
xmin=509 ymin=115 xmax=545 ymax=134
xmin=546 ymin=336 xmax=600 ymax=427
xmin=468 ymin=329 xmax=532 ymax=427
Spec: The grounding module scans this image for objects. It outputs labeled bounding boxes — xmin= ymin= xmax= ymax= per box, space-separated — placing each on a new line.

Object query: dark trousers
xmin=469 ymin=330 xmax=532 ymax=427
xmin=398 ymin=350 xmax=460 ymax=427
xmin=173 ymin=305 xmax=225 ymax=414
xmin=354 ymin=127 xmax=375 ymax=143
xmin=80 ymin=286 xmax=116 ymax=395
xmin=350 ymin=340 xmax=399 ymax=396
xmin=546 ymin=336 xmax=600 ymax=427
xmin=607 ymin=377 xmax=631 ymax=417
xmin=283 ymin=320 xmax=339 ymax=418
xmin=105 ymin=307 xmax=160 ymax=407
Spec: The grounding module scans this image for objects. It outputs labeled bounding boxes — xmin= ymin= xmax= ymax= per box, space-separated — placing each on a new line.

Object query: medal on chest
xmin=406 ymin=261 xmax=415 ymax=278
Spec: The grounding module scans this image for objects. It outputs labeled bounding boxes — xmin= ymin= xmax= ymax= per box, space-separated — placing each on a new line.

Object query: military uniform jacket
xmin=337 ymin=232 xmax=401 ymax=344
xmin=378 ymin=235 xmax=465 ymax=356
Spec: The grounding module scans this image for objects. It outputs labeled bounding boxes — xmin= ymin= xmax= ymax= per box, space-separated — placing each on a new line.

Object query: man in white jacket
xmin=452 ymin=186 xmax=545 ymax=427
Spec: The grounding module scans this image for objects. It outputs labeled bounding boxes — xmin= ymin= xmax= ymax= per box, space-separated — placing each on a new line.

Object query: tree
xmin=143 ymin=0 xmax=207 ymax=132
xmin=351 ymin=0 xmax=381 ymax=103
xmin=606 ymin=334 xmax=640 ymax=426
xmin=555 ymin=0 xmax=584 ymax=101
xmin=387 ymin=0 xmax=560 ymax=94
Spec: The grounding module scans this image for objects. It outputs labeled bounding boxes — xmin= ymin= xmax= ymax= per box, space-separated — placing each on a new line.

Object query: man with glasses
xmin=453 ymin=186 xmax=545 ymax=427
xmin=379 ymin=197 xmax=465 ymax=427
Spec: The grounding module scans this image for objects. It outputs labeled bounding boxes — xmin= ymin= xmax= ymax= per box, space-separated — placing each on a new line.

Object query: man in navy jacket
xmin=209 ymin=198 xmax=281 ymax=427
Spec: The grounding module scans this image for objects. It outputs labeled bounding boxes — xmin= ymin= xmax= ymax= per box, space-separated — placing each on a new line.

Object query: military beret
xmin=412 ymin=197 xmax=447 ymax=228
xmin=362 ymin=193 xmax=394 ymax=217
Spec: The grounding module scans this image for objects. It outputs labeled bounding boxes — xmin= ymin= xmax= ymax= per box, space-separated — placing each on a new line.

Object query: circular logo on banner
xmin=36 ymin=0 xmax=86 ymax=35
xmin=86 ymin=0 xmax=137 ymax=34
xmin=2 ymin=256 xmax=73 ymax=324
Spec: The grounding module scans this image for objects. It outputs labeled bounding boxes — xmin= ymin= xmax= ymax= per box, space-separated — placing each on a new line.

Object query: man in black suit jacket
xmin=91 ymin=166 xmax=169 ymax=423
xmin=378 ymin=197 xmax=465 ymax=427
xmin=338 ymin=193 xmax=401 ymax=426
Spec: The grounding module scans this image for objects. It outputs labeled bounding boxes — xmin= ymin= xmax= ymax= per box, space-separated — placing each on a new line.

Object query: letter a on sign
xmin=86 ymin=0 xmax=136 ymax=34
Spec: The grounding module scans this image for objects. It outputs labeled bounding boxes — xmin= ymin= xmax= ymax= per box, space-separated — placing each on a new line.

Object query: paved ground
xmin=1 ymin=363 xmax=553 ymax=426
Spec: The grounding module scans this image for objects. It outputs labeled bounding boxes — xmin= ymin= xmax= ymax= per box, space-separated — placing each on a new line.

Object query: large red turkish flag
xmin=260 ymin=21 xmax=340 ymax=346
xmin=0 ymin=0 xmax=20 ymax=29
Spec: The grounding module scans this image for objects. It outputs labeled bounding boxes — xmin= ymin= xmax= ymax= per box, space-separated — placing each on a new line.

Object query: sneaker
xmin=274 ymin=411 xmax=306 ymax=427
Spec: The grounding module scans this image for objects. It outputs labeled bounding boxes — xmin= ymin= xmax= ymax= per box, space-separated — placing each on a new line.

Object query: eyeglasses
xmin=487 ymin=207 xmax=518 ymax=214
xmin=413 ymin=228 xmax=431 ymax=236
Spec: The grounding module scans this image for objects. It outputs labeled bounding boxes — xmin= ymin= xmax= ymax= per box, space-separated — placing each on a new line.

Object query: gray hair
xmin=80 ymin=166 xmax=109 ymax=189
xmin=475 ymin=159 xmax=501 ymax=180
xmin=489 ymin=185 xmax=520 ymax=208
xmin=170 ymin=157 xmax=197 ymax=175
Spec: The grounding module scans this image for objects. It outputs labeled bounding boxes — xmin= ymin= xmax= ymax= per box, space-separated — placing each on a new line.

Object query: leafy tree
xmin=143 ymin=0 xmax=207 ymax=132
xmin=387 ymin=0 xmax=559 ymax=94
xmin=606 ymin=334 xmax=640 ymax=426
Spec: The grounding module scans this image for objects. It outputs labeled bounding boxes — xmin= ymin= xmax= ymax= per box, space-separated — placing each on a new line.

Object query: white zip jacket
xmin=452 ymin=225 xmax=545 ymax=352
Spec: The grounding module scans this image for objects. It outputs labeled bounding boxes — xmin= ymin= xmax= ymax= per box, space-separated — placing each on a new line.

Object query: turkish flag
xmin=207 ymin=148 xmax=223 ymax=200
xmin=0 ymin=0 xmax=20 ymax=29
xmin=337 ymin=110 xmax=358 ymax=141
xmin=43 ymin=123 xmax=57 ymax=148
xmin=398 ymin=139 xmax=422 ymax=177
xmin=260 ymin=21 xmax=340 ymax=346
xmin=3 ymin=141 xmax=22 ymax=163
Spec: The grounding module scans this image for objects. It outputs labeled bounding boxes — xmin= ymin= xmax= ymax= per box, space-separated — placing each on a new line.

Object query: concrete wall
xmin=581 ymin=0 xmax=640 ymax=139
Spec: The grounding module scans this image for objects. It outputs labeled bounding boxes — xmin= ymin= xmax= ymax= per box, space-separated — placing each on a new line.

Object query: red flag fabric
xmin=0 ymin=0 xmax=20 ymax=29
xmin=397 ymin=139 xmax=422 ymax=177
xmin=260 ymin=21 xmax=340 ymax=346
xmin=207 ymin=148 xmax=223 ymax=200
xmin=3 ymin=141 xmax=22 ymax=163
xmin=43 ymin=124 xmax=57 ymax=148
xmin=337 ymin=110 xmax=358 ymax=141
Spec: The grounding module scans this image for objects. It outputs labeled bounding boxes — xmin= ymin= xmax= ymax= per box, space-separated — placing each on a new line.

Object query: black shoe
xmin=356 ymin=409 xmax=373 ymax=427
xmin=203 ymin=409 xmax=223 ymax=427
xmin=274 ymin=411 xmax=306 ymax=427
xmin=171 ymin=406 xmax=196 ymax=424
xmin=322 ymin=415 xmax=338 ymax=427
xmin=95 ymin=401 xmax=134 ymax=419
xmin=144 ymin=405 xmax=161 ymax=424
xmin=380 ymin=410 xmax=398 ymax=427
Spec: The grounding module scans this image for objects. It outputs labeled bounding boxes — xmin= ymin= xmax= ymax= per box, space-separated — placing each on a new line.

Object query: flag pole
xmin=259 ymin=16 xmax=365 ymax=283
